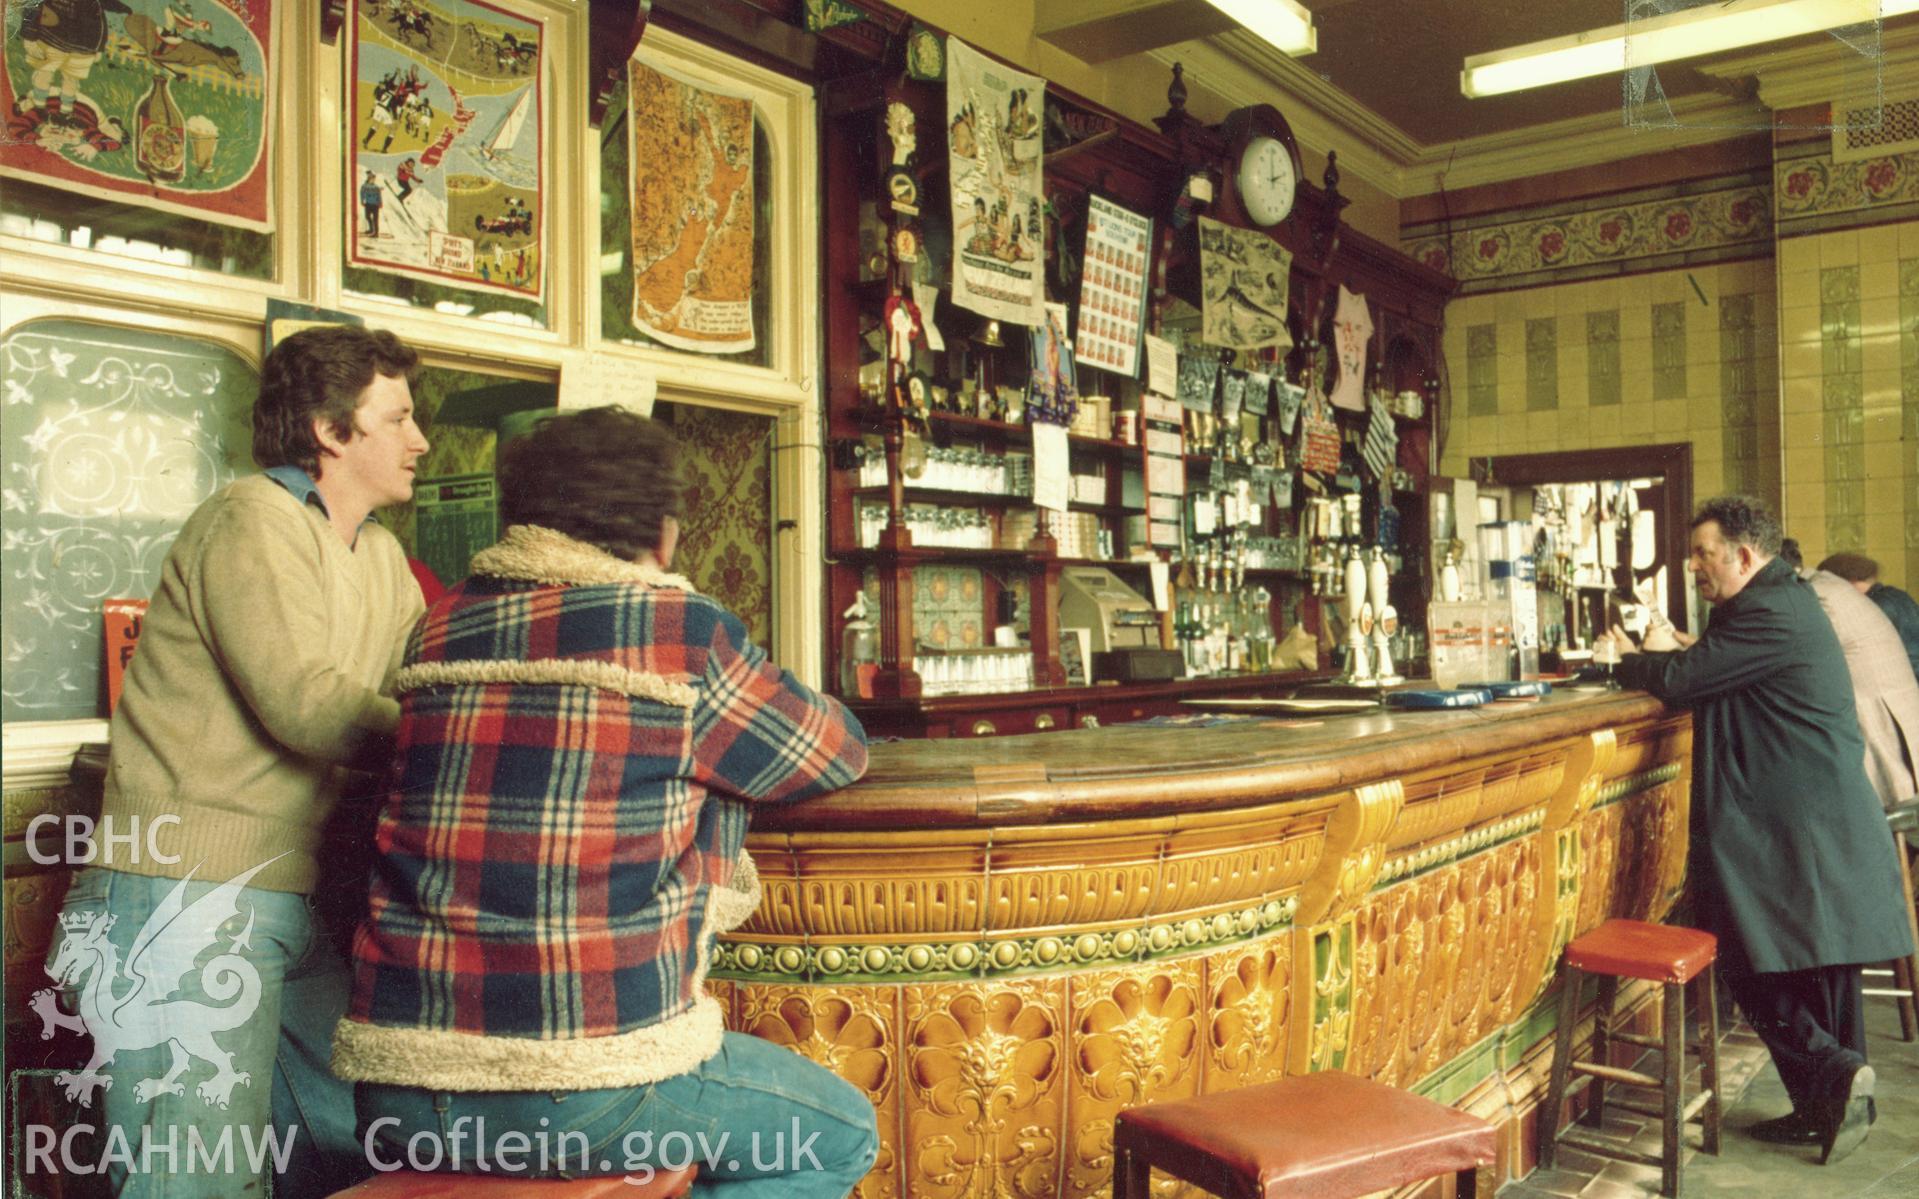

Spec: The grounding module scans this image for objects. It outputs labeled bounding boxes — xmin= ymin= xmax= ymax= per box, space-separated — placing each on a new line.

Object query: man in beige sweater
xmin=46 ymin=326 xmax=427 ymax=1198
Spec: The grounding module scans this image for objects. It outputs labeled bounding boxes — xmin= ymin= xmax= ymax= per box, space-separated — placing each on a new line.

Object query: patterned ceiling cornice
xmin=1695 ymin=22 xmax=1919 ymax=111
xmin=1150 ymin=32 xmax=1418 ymax=198
xmin=1147 ymin=26 xmax=1919 ymax=201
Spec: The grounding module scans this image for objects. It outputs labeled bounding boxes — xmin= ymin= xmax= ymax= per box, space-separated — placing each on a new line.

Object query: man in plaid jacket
xmin=333 ymin=407 xmax=879 ymax=1195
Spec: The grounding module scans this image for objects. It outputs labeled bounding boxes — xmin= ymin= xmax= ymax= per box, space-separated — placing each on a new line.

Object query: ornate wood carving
xmin=589 ymin=0 xmax=655 ymax=129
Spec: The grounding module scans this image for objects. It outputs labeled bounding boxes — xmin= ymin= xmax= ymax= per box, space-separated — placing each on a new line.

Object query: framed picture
xmin=1060 ymin=626 xmax=1091 ymax=687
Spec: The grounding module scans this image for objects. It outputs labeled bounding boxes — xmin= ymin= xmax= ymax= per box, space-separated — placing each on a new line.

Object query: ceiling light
xmin=1461 ymin=0 xmax=1915 ymax=98
xmin=1206 ymin=0 xmax=1317 ymax=56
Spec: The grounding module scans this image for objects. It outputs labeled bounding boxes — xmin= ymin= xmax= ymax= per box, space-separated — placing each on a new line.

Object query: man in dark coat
xmin=1607 ymin=496 xmax=1913 ymax=1166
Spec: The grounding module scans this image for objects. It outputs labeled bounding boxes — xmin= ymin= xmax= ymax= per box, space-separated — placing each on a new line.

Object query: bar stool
xmin=1539 ymin=918 xmax=1721 ymax=1199
xmin=1113 ymin=1070 xmax=1496 ymax=1198
xmin=326 ymin=1167 xmax=696 ymax=1198
xmin=1862 ymin=799 xmax=1919 ymax=1041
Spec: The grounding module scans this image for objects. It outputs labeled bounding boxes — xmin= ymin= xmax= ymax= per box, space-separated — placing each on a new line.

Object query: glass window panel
xmin=599 ymin=79 xmax=774 ymax=368
xmin=1 ymin=319 xmax=255 ymax=721
xmin=0 ymin=176 xmax=273 ymax=279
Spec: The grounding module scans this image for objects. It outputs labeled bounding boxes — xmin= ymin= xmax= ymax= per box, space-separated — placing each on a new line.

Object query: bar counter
xmin=713 ymin=690 xmax=1693 ymax=1197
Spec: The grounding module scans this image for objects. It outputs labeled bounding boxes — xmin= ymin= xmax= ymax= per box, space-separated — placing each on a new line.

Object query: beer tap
xmin=1369 ymin=545 xmax=1403 ymax=685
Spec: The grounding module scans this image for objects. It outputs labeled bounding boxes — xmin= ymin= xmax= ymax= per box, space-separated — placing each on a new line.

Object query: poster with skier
xmin=347 ymin=0 xmax=544 ymax=300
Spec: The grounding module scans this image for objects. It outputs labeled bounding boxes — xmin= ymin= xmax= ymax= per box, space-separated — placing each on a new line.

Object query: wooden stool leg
xmin=1582 ymin=974 xmax=1617 ymax=1129
xmin=1660 ymin=980 xmax=1685 ymax=1198
xmin=1895 ymin=830 xmax=1919 ymax=1042
xmin=1541 ymin=962 xmax=1583 ymax=1169
xmin=1112 ymin=1127 xmax=1150 ymax=1199
xmin=1697 ymin=966 xmax=1721 ymax=1156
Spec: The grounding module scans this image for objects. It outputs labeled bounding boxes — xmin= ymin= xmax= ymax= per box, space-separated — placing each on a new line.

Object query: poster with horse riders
xmin=1 ymin=0 xmax=276 ymax=229
xmin=348 ymin=0 xmax=545 ymax=301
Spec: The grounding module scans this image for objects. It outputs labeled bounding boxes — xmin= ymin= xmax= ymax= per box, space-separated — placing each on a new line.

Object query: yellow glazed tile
xmin=1778 ymin=237 xmax=1816 ymax=274
xmin=1857 ymin=223 xmax=1899 ymax=264
xmin=1861 ymin=259 xmax=1898 ymax=300
xmin=1819 ymin=229 xmax=1860 ymax=267
xmin=1862 ymin=296 xmax=1898 ymax=339
xmin=1690 ymin=397 xmax=1724 ymax=431
xmin=1785 ymin=376 xmax=1820 ymax=413
xmin=1863 ymin=368 xmax=1900 ymax=408
xmin=1899 ymin=221 xmax=1919 ymax=255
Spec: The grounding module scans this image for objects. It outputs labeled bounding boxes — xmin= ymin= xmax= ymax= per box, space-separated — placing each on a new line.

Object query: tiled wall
xmin=1777 ymin=221 xmax=1919 ymax=590
xmin=1438 ymin=259 xmax=1781 ymax=510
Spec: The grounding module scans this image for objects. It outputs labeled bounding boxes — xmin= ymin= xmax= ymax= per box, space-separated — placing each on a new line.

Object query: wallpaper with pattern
xmin=657 ymin=401 xmax=774 ymax=648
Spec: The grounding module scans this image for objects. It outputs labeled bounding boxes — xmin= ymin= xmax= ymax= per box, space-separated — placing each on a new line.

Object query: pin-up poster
xmin=946 ymin=38 xmax=1044 ymax=327
xmin=1 ymin=0 xmax=275 ymax=229
xmin=348 ymin=0 xmax=544 ymax=300
xmin=627 ymin=51 xmax=755 ymax=354
xmin=1074 ymin=195 xmax=1149 ymax=378
xmin=1198 ymin=216 xmax=1292 ymax=352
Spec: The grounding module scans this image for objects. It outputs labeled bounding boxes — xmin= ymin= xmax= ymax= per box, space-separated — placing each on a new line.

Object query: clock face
xmin=1237 ymin=135 xmax=1297 ymax=226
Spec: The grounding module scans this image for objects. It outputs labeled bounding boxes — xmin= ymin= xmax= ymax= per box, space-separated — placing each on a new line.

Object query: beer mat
xmin=1463 ymin=680 xmax=1553 ymax=699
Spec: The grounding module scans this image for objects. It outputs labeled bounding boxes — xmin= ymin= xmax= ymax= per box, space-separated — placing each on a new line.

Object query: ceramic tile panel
xmin=1587 ymin=310 xmax=1622 ymax=407
xmin=1468 ymin=323 xmax=1499 ymax=417
xmin=1821 ymin=263 xmax=1868 ymax=560
xmin=1651 ymin=302 xmax=1687 ymax=400
xmin=1525 ymin=317 xmax=1559 ymax=412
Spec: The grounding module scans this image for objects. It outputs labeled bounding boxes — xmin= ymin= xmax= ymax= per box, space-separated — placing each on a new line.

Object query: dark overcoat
xmin=1615 ymin=556 xmax=1914 ymax=975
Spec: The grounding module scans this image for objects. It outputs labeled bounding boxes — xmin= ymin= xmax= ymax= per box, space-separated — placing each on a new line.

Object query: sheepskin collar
xmin=469 ymin=524 xmax=696 ymax=591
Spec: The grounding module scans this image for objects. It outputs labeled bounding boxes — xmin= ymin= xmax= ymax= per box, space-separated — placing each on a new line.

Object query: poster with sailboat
xmin=347 ymin=0 xmax=544 ymax=301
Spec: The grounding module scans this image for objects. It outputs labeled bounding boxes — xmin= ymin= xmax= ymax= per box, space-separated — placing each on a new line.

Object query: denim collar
xmin=264 ymin=465 xmax=378 ymax=527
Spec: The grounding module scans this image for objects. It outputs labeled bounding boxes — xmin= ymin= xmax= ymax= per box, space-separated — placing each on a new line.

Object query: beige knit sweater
xmin=100 ymin=475 xmax=423 ymax=893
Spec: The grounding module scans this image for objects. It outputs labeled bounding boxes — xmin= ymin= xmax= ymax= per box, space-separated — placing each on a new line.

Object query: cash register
xmin=1057 ymin=565 xmax=1182 ymax=682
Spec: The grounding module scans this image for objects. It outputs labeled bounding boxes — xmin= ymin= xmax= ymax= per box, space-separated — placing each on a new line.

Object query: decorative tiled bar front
xmin=709 ymin=692 xmax=1692 ymax=1198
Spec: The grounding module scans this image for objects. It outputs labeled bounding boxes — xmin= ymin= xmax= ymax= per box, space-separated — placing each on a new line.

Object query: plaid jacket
xmin=331 ymin=525 xmax=867 ymax=1091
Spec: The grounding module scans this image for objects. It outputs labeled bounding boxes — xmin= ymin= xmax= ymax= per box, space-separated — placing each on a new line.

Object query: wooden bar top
xmin=759 ymin=689 xmax=1670 ymax=832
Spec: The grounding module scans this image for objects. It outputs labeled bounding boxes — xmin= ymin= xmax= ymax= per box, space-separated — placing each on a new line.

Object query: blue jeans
xmin=46 ymin=867 xmax=367 ymax=1199
xmin=356 ymin=1030 xmax=879 ymax=1198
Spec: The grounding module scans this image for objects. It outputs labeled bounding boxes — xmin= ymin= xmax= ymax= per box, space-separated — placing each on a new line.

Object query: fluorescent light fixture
xmin=1205 ymin=0 xmax=1317 ymax=56
xmin=1462 ymin=0 xmax=1916 ymax=98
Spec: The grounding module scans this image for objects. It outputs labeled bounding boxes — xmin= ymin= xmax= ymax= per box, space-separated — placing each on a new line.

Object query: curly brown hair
xmin=1691 ymin=494 xmax=1782 ymax=558
xmin=496 ymin=406 xmax=683 ymax=559
xmin=253 ymin=326 xmax=419 ymax=473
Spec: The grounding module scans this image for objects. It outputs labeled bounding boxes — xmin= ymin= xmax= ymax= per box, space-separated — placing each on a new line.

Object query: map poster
xmin=1 ymin=0 xmax=275 ymax=229
xmin=348 ymin=0 xmax=545 ymax=301
xmin=1073 ymin=195 xmax=1149 ymax=378
xmin=1198 ymin=217 xmax=1292 ymax=352
xmin=627 ymin=51 xmax=755 ymax=354
xmin=946 ymin=38 xmax=1044 ymax=327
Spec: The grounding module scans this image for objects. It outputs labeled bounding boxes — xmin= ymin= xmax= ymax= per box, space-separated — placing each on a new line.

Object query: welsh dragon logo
xmin=30 ymin=858 xmax=281 ymax=1109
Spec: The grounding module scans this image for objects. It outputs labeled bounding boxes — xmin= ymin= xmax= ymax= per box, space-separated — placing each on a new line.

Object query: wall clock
xmin=1237 ymin=135 xmax=1296 ymax=226
xmin=1221 ymin=105 xmax=1303 ymax=229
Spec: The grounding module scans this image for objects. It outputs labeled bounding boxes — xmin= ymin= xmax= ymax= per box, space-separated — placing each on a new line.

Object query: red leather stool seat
xmin=1564 ymin=918 xmax=1717 ymax=985
xmin=1114 ymin=1070 xmax=1496 ymax=1198
xmin=327 ymin=1166 xmax=696 ymax=1199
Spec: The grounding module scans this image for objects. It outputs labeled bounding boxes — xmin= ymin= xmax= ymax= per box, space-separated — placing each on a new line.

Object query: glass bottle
xmin=136 ymin=73 xmax=187 ymax=184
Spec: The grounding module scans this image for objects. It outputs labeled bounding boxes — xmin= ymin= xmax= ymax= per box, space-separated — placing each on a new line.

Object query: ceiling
xmin=1041 ymin=1 xmax=1919 ymax=151
xmin=1305 ymin=0 xmax=1725 ymax=145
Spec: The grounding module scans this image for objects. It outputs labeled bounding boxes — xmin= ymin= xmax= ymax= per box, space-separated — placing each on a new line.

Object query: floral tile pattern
xmin=1775 ymin=150 xmax=1919 ymax=227
xmin=1467 ymin=324 xmax=1498 ymax=416
xmin=1821 ymin=266 xmax=1866 ymax=554
xmin=1652 ymin=302 xmax=1687 ymax=401
xmin=1403 ymin=183 xmax=1770 ymax=286
xmin=1526 ymin=317 xmax=1558 ymax=411
xmin=1588 ymin=310 xmax=1622 ymax=407
xmin=1718 ymin=294 xmax=1761 ymax=496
